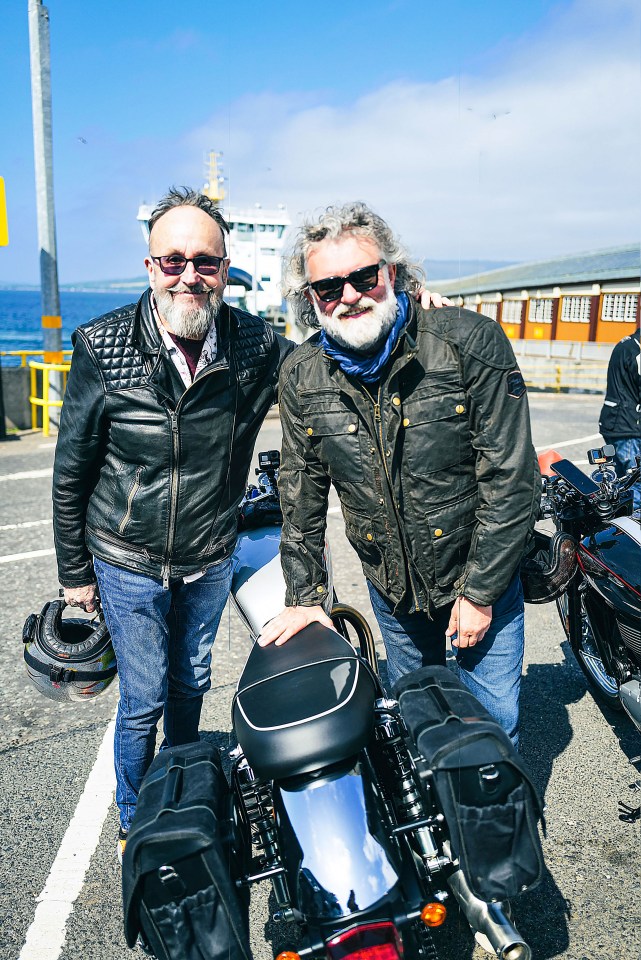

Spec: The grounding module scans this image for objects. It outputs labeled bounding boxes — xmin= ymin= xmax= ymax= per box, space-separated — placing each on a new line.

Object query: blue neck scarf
xmin=319 ymin=292 xmax=409 ymax=384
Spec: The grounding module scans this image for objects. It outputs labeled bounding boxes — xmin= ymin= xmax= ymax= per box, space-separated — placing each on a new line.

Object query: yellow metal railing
xmin=29 ymin=359 xmax=71 ymax=436
xmin=520 ymin=359 xmax=608 ymax=393
xmin=1 ymin=349 xmax=72 ymax=367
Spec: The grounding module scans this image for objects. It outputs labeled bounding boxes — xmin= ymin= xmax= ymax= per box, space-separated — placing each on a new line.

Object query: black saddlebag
xmin=122 ymin=742 xmax=251 ymax=960
xmin=394 ymin=665 xmax=544 ymax=902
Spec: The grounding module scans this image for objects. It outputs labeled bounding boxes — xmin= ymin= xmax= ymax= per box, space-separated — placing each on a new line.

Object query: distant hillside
xmin=0 ymin=277 xmax=148 ymax=292
xmin=62 ymin=277 xmax=149 ymax=292
xmin=423 ymin=259 xmax=516 ymax=282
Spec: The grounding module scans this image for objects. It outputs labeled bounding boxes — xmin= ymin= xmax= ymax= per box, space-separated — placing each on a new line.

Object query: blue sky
xmin=0 ymin=0 xmax=639 ymax=284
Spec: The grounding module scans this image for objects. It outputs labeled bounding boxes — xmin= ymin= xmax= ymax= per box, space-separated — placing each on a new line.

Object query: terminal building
xmin=433 ymin=244 xmax=639 ymax=348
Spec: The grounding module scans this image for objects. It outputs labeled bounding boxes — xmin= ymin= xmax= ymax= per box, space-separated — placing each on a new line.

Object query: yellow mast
xmin=202 ymin=151 xmax=225 ymax=203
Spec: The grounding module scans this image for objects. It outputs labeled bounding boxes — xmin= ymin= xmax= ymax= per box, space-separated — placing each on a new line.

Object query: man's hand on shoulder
xmin=417 ymin=289 xmax=453 ymax=310
xmin=257 ymin=605 xmax=334 ymax=647
xmin=64 ymin=584 xmax=99 ymax=614
xmin=446 ymin=596 xmax=492 ymax=648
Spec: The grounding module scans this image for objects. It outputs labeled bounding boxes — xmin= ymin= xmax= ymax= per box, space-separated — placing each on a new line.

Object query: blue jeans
xmin=367 ymin=572 xmax=525 ymax=746
xmin=94 ymin=556 xmax=233 ymax=831
xmin=609 ymin=437 xmax=641 ymax=510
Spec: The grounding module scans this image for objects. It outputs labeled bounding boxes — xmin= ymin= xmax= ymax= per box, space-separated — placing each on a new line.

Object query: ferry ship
xmin=137 ymin=152 xmax=291 ymax=330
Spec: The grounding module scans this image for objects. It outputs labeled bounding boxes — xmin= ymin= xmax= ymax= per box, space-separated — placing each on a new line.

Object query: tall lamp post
xmin=28 ymin=0 xmax=62 ymax=430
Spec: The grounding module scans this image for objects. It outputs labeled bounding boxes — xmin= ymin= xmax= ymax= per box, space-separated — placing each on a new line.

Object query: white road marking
xmin=535 ymin=433 xmax=601 ymax=452
xmin=0 ymin=518 xmax=51 ymax=532
xmin=0 ymin=548 xmax=55 ymax=564
xmin=18 ymin=719 xmax=116 ymax=960
xmin=0 ymin=467 xmax=53 ymax=482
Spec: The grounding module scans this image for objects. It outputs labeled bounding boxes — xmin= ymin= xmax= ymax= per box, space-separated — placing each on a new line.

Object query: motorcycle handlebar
xmin=542 ymin=452 xmax=639 ymax=520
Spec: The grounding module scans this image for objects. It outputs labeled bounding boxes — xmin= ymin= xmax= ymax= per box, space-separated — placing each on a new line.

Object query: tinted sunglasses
xmin=151 ymin=254 xmax=226 ymax=277
xmin=309 ymin=260 xmax=387 ymax=302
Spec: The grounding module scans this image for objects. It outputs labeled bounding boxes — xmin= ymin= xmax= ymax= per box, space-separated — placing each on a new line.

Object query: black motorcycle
xmin=226 ymin=453 xmax=541 ymax=960
xmin=522 ymin=443 xmax=641 ymax=731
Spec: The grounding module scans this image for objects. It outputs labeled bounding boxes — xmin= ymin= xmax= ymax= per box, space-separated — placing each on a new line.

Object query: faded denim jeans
xmin=368 ymin=571 xmax=525 ymax=747
xmin=94 ymin=556 xmax=233 ymax=831
xmin=609 ymin=437 xmax=641 ymax=510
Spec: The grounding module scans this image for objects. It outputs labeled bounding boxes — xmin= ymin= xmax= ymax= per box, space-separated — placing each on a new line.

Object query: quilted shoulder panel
xmin=81 ymin=305 xmax=149 ymax=392
xmin=232 ymin=309 xmax=275 ymax=382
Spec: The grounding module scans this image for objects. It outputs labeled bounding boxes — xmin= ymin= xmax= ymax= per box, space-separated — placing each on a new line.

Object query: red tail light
xmin=325 ymin=922 xmax=403 ymax=960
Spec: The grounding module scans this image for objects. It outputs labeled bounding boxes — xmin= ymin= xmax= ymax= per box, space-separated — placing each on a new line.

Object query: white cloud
xmin=180 ymin=0 xmax=640 ymax=264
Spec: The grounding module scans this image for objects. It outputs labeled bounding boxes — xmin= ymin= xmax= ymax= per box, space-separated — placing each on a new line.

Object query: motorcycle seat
xmin=232 ymin=623 xmax=378 ymax=780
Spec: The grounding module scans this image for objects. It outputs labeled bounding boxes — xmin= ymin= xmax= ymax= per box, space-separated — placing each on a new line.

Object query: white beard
xmin=315 ymin=274 xmax=398 ymax=353
xmin=155 ymin=286 xmax=222 ymax=339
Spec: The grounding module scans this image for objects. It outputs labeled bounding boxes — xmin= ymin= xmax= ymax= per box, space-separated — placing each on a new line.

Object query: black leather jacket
xmin=278 ymin=302 xmax=540 ymax=612
xmin=53 ymin=291 xmax=294 ymax=587
xmin=598 ymin=328 xmax=641 ymax=441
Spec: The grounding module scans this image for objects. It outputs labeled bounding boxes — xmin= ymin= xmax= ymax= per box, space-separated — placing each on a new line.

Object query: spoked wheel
xmin=556 ymin=593 xmax=622 ymax=710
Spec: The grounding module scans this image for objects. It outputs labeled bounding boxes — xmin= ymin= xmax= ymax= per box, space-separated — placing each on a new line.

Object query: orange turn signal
xmin=276 ymin=953 xmax=301 ymax=960
xmin=420 ymin=902 xmax=447 ymax=927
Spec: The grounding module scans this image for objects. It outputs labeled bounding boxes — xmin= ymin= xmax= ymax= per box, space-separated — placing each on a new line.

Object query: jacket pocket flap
xmin=303 ymin=410 xmax=360 ymax=438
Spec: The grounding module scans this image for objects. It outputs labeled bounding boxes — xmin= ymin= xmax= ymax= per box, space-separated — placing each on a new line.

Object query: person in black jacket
xmin=598 ymin=326 xmax=641 ymax=510
xmin=52 ymin=187 xmax=294 ymax=856
xmin=258 ymin=203 xmax=540 ymax=747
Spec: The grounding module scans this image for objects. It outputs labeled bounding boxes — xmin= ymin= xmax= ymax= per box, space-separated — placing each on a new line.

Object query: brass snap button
xmin=455 ymin=404 xmax=465 ymax=414
xmin=434 ymin=528 xmax=443 ymax=537
xmin=392 ymin=397 xmax=401 ymax=407
xmin=366 ymin=533 xmax=373 ymax=541
xmin=348 ymin=423 xmax=357 ymax=433
xmin=306 ymin=427 xmax=313 ymax=436
xmin=403 ymin=418 xmax=410 ymax=427
xmin=316 ymin=585 xmax=325 ymax=594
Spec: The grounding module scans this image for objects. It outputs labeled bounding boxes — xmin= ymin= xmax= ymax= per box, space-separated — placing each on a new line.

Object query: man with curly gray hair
xmin=260 ymin=201 xmax=540 ymax=747
xmin=282 ymin=202 xmax=425 ymax=333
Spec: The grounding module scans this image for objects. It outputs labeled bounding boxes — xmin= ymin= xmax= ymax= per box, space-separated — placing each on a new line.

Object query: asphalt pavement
xmin=1 ymin=393 xmax=640 ymax=960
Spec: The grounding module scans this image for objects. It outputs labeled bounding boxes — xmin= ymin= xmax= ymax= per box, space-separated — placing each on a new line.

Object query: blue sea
xmin=0 ymin=289 xmax=143 ymax=364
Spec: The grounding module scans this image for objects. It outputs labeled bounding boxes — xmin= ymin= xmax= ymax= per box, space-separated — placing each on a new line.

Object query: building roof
xmin=432 ymin=243 xmax=640 ymax=296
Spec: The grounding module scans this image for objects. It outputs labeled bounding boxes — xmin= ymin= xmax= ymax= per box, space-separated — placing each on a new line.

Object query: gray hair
xmin=148 ymin=186 xmax=230 ymax=254
xmin=282 ymin=201 xmax=425 ymax=329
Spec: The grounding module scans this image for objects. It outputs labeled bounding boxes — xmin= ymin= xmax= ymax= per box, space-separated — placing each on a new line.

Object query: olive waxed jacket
xmin=278 ymin=301 xmax=540 ymax=612
xmin=53 ymin=290 xmax=294 ymax=588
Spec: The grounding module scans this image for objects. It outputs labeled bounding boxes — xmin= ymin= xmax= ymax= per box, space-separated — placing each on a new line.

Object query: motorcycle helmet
xmin=520 ymin=530 xmax=578 ymax=604
xmin=22 ymin=599 xmax=117 ymax=702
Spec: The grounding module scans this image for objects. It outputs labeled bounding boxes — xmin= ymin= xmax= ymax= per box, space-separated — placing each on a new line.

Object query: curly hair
xmin=148 ymin=186 xmax=230 ymax=254
xmin=282 ymin=202 xmax=425 ymax=329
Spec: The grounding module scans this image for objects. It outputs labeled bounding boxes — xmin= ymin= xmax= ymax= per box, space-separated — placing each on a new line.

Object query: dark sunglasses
xmin=309 ymin=260 xmax=387 ymax=302
xmin=151 ymin=254 xmax=226 ymax=277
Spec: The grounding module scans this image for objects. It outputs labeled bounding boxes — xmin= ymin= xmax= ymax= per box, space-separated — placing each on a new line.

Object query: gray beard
xmin=155 ymin=287 xmax=222 ymax=339
xmin=316 ymin=287 xmax=398 ymax=353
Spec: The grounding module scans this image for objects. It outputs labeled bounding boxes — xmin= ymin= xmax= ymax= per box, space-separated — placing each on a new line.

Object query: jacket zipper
xmin=366 ymin=384 xmax=423 ymax=612
xmin=163 ymin=410 xmax=180 ymax=589
xmin=118 ymin=467 xmax=143 ymax=535
xmin=159 ymin=359 xmax=230 ymax=590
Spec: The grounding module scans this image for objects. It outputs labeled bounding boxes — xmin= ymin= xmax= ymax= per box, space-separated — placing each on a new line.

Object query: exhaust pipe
xmin=619 ymin=678 xmax=641 ymax=733
xmin=443 ymin=843 xmax=531 ymax=960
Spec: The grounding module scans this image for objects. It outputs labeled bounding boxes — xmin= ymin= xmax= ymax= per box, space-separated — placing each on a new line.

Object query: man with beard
xmin=258 ymin=202 xmax=540 ymax=747
xmin=52 ymin=187 xmax=293 ymax=856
